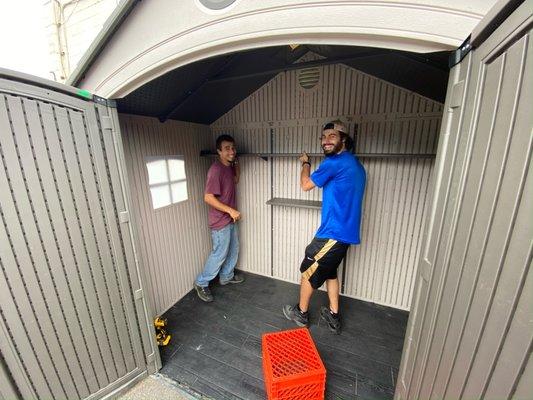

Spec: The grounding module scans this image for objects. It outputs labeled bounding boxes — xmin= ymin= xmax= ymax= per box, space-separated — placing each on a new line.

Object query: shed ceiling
xmin=117 ymin=44 xmax=449 ymax=125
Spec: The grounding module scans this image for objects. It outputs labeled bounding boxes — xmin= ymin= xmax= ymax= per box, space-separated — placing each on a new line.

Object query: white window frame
xmin=145 ymin=155 xmax=188 ymax=210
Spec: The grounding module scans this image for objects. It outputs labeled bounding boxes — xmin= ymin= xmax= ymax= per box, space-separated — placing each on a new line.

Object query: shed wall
xmin=0 ymin=77 xmax=149 ymax=400
xmin=119 ymin=115 xmax=212 ymax=314
xmin=211 ymin=59 xmax=443 ymax=310
xmin=397 ymin=2 xmax=533 ymax=397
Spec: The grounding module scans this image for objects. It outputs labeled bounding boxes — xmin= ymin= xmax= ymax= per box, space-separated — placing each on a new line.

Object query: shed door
xmin=0 ymin=74 xmax=157 ymax=399
xmin=396 ymin=1 xmax=532 ymax=399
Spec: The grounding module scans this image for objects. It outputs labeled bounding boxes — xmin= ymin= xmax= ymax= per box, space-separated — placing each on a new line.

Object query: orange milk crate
xmin=262 ymin=328 xmax=326 ymax=400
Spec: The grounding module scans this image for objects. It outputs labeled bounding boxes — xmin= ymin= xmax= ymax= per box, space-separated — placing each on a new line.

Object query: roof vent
xmin=298 ymin=68 xmax=320 ymax=89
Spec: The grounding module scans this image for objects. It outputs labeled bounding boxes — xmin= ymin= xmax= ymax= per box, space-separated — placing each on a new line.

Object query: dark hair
xmin=340 ymin=133 xmax=355 ymax=152
xmin=216 ymin=134 xmax=235 ymax=150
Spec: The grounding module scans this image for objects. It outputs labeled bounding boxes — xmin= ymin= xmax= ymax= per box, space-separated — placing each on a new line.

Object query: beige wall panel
xmin=119 ymin=115 xmax=212 ymax=315
xmin=211 ymin=58 xmax=443 ymax=310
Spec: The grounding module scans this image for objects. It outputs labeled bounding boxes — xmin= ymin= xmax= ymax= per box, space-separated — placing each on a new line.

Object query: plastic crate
xmin=262 ymin=328 xmax=326 ymax=400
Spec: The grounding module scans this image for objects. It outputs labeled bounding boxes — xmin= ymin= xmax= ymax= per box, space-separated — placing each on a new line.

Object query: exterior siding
xmin=44 ymin=0 xmax=119 ymax=81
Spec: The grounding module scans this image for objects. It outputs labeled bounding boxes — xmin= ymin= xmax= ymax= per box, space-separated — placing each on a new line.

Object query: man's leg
xmin=320 ymin=277 xmax=341 ymax=334
xmin=283 ymin=276 xmax=311 ymax=326
xmin=219 ymin=224 xmax=243 ymax=284
xmin=298 ymin=276 xmax=314 ymax=312
xmin=284 ymin=238 xmax=335 ymax=327
xmin=326 ymin=278 xmax=339 ymax=313
xmin=195 ymin=225 xmax=231 ymax=300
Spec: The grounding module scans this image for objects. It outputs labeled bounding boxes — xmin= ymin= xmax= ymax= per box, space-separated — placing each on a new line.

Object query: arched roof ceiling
xmin=70 ymin=0 xmax=498 ymax=99
xmin=116 ymin=45 xmax=450 ymax=124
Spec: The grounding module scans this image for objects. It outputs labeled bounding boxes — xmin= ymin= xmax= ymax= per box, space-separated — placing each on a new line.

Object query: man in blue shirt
xmin=283 ymin=120 xmax=366 ymax=334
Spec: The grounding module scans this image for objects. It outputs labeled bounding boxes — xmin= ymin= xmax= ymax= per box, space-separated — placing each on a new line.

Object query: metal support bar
xmin=200 ymin=151 xmax=436 ymax=159
xmin=93 ymin=94 xmax=117 ymax=108
xmin=209 ymin=50 xmax=392 ymax=84
xmin=449 ymin=36 xmax=472 ymax=68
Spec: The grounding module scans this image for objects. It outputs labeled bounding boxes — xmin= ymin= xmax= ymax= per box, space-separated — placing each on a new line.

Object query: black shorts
xmin=300 ymin=237 xmax=349 ymax=289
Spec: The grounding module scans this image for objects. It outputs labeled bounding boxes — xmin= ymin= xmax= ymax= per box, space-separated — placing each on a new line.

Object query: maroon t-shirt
xmin=205 ymin=160 xmax=236 ymax=230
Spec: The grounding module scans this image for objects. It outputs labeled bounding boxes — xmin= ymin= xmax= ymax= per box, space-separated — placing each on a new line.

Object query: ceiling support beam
xmin=158 ymin=50 xmax=392 ymax=121
xmin=158 ymin=54 xmax=239 ymax=122
xmin=209 ymin=51 xmax=392 ymax=83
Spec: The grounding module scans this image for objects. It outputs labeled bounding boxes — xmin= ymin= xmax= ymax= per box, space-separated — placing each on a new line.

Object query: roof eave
xmin=67 ymin=0 xmax=140 ymax=88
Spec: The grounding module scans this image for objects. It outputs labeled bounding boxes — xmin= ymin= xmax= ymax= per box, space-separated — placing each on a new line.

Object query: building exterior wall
xmin=119 ymin=114 xmax=212 ymax=314
xmin=211 ymin=57 xmax=443 ymax=310
xmin=71 ymin=0 xmax=498 ymax=97
xmin=44 ymin=0 xmax=119 ymax=82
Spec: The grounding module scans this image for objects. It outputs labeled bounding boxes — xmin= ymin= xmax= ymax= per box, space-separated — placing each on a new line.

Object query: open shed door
xmin=0 ymin=70 xmax=158 ymax=400
xmin=397 ymin=1 xmax=532 ymax=399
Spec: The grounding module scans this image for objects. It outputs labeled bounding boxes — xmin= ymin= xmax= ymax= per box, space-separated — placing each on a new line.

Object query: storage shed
xmin=0 ymin=0 xmax=531 ymax=399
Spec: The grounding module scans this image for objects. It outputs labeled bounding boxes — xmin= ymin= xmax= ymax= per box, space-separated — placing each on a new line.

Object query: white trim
xmin=77 ymin=0 xmax=496 ymax=98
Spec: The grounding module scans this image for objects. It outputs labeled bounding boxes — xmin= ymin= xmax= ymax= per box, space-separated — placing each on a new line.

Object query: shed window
xmin=146 ymin=156 xmax=188 ymax=209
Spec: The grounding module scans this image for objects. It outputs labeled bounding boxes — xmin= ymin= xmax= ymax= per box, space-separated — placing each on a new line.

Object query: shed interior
xmin=115 ymin=43 xmax=450 ymax=399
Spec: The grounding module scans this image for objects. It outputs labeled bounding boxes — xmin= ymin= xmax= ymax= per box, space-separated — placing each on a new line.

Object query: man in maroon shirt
xmin=194 ymin=135 xmax=244 ymax=302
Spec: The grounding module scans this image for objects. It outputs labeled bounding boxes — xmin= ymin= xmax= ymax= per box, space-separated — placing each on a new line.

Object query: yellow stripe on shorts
xmin=302 ymin=239 xmax=337 ymax=280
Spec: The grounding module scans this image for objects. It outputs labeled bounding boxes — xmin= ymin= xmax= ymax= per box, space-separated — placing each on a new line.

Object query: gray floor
xmin=159 ymin=271 xmax=408 ymax=399
xmin=117 ymin=374 xmax=197 ymax=400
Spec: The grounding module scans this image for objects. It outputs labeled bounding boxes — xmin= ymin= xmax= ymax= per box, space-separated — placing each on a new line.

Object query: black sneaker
xmin=320 ymin=306 xmax=341 ymax=334
xmin=194 ymin=283 xmax=214 ymax=302
xmin=220 ymin=273 xmax=244 ymax=285
xmin=283 ymin=304 xmax=309 ymax=327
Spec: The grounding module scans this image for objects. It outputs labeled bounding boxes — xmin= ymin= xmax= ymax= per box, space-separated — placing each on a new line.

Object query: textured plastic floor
xmin=159 ymin=271 xmax=408 ymax=399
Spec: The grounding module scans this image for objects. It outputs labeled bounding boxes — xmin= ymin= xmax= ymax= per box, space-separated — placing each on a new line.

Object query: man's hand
xmin=204 ymin=193 xmax=242 ymax=221
xmin=299 ymin=151 xmax=315 ymax=192
xmin=228 ymin=208 xmax=241 ymax=222
xmin=299 ymin=152 xmax=309 ymax=164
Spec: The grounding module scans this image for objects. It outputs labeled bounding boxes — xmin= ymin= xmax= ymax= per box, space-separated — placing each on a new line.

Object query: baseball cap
xmin=322 ymin=120 xmax=347 ymax=134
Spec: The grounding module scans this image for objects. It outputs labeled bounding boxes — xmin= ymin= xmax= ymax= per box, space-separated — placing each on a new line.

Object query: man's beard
xmin=322 ymin=141 xmax=343 ymax=156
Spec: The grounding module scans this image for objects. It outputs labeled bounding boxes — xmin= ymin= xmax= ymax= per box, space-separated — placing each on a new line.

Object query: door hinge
xmin=101 ymin=115 xmax=113 ymax=131
xmin=420 ymin=259 xmax=431 ymax=282
xmin=450 ymin=80 xmax=465 ymax=109
xmin=119 ymin=210 xmax=130 ymax=223
xmin=134 ymin=288 xmax=143 ymax=300
xmin=146 ymin=352 xmax=155 ymax=365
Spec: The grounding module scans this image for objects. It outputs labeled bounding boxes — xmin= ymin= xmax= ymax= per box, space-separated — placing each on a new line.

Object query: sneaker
xmin=220 ymin=273 xmax=244 ymax=285
xmin=283 ymin=304 xmax=309 ymax=327
xmin=194 ymin=283 xmax=213 ymax=302
xmin=320 ymin=306 xmax=341 ymax=334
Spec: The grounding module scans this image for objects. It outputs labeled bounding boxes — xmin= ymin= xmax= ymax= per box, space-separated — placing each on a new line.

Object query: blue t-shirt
xmin=311 ymin=151 xmax=366 ymax=244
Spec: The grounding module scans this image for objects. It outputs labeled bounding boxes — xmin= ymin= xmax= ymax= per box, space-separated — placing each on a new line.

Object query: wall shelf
xmin=266 ymin=197 xmax=322 ymax=210
xmin=200 ymin=151 xmax=436 ymax=160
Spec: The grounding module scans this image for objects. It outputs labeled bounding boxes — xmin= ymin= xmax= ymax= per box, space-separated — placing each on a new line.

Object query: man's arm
xmin=299 ymin=152 xmax=316 ymax=192
xmin=204 ymin=193 xmax=241 ymax=222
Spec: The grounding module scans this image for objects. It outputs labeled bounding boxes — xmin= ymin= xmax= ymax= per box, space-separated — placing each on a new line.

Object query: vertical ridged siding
xmin=399 ymin=24 xmax=533 ymax=400
xmin=0 ymin=88 xmax=144 ymax=399
xmin=212 ymin=55 xmax=443 ymax=310
xmin=119 ymin=115 xmax=212 ymax=314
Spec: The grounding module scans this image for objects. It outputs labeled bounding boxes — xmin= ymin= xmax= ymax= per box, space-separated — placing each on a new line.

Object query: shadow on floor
xmin=159 ymin=271 xmax=408 ymax=399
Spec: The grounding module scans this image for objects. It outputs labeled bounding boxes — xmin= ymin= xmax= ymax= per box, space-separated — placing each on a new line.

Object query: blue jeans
xmin=195 ymin=223 xmax=239 ymax=287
